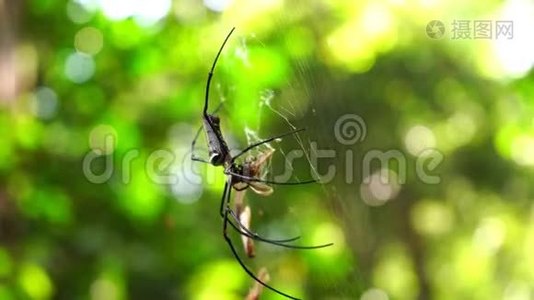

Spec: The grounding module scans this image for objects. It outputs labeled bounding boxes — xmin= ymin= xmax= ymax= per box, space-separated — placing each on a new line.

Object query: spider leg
xmin=234 ymin=183 xmax=249 ymax=192
xmin=191 ymin=126 xmax=211 ymax=164
xmin=227 ymin=209 xmax=333 ymax=249
xmin=224 ymin=177 xmax=331 ymax=248
xmin=227 ymin=215 xmax=301 ymax=244
xmin=222 ymin=184 xmax=301 ymax=300
xmin=219 ymin=181 xmax=229 ymax=218
xmin=223 ymin=216 xmax=301 ymax=300
xmin=191 ymin=156 xmax=211 ymax=164
xmin=231 ymin=128 xmax=306 ymax=163
xmin=225 ymin=182 xmax=300 ymax=243
xmin=204 ymin=27 xmax=235 ymax=116
xmin=225 ymin=170 xmax=317 ymax=185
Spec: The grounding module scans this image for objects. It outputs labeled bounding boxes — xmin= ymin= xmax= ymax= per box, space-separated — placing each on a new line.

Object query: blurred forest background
xmin=1 ymin=0 xmax=533 ymax=299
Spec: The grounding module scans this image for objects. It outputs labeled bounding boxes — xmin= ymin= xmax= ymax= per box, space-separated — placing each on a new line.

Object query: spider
xmin=190 ymin=27 xmax=333 ymax=299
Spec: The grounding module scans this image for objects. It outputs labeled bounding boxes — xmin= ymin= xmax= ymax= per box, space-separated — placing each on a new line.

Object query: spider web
xmin=228 ymin=35 xmax=322 ymax=186
xmin=171 ymin=22 xmax=352 ymax=298
xmin=212 ymin=30 xmax=350 ymax=298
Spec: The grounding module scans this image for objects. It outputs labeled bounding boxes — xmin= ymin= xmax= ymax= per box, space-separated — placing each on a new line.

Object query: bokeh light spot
xmin=31 ymin=86 xmax=58 ymax=120
xmin=18 ymin=263 xmax=54 ymax=300
xmin=134 ymin=0 xmax=172 ymax=26
xmin=75 ymin=26 xmax=104 ymax=55
xmin=99 ymin=0 xmax=134 ymax=20
xmin=203 ymin=0 xmax=233 ymax=12
xmin=90 ymin=278 xmax=119 ymax=300
xmin=411 ymin=200 xmax=453 ymax=236
xmin=89 ymin=124 xmax=117 ymax=155
xmin=510 ymin=134 xmax=534 ymax=166
xmin=361 ymin=169 xmax=401 ymax=206
xmin=473 ymin=217 xmax=506 ymax=255
xmin=98 ymin=0 xmax=171 ymax=25
xmin=189 ymin=260 xmax=245 ymax=300
xmin=65 ymin=52 xmax=95 ymax=83
xmin=373 ymin=245 xmax=418 ymax=299
xmin=168 ymin=123 xmax=203 ymax=203
xmin=445 ymin=111 xmax=476 ymax=147
xmin=361 ymin=288 xmax=389 ymax=300
xmin=66 ymin=0 xmax=94 ymax=24
xmin=117 ymin=153 xmax=165 ymax=223
xmin=492 ymin=0 xmax=534 ymax=78
xmin=15 ymin=115 xmax=43 ymax=150
xmin=362 ymin=3 xmax=393 ymax=38
xmin=404 ymin=125 xmax=436 ymax=156
xmin=495 ymin=124 xmax=520 ymax=159
xmin=503 ymin=281 xmax=531 ymax=300
xmin=326 ymin=22 xmax=376 ymax=73
xmin=312 ymin=222 xmax=346 ymax=257
xmin=171 ymin=166 xmax=203 ymax=204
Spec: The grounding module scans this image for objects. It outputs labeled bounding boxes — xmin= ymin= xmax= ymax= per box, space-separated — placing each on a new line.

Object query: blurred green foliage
xmin=1 ymin=0 xmax=533 ymax=299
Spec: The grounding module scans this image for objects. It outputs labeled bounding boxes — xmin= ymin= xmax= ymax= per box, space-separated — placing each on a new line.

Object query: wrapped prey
xmin=239 ymin=205 xmax=256 ymax=258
